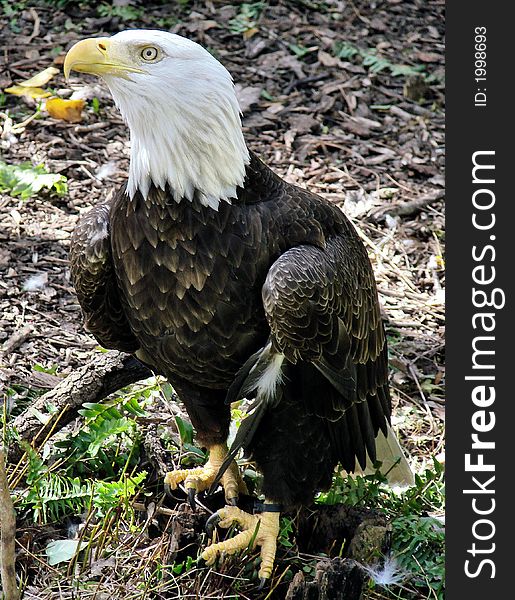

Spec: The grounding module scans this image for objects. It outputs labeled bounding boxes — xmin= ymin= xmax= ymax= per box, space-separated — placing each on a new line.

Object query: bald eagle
xmin=65 ymin=30 xmax=412 ymax=584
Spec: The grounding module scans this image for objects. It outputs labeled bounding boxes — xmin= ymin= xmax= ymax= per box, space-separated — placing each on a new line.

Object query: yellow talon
xmin=164 ymin=443 xmax=247 ymax=503
xmin=201 ymin=505 xmax=280 ymax=580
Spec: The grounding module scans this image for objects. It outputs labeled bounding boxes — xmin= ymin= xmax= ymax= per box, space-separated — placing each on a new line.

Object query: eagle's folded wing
xmin=262 ymin=237 xmax=391 ymax=469
xmin=70 ymin=198 xmax=139 ymax=352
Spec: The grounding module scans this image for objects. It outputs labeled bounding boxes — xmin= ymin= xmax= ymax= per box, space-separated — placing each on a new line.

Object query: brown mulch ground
xmin=1 ymin=0 xmax=445 ymax=597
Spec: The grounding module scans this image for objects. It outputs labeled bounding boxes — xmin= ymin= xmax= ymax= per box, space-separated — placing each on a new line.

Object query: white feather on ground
xmin=23 ymin=272 xmax=48 ymax=292
xmin=364 ymin=555 xmax=407 ymax=586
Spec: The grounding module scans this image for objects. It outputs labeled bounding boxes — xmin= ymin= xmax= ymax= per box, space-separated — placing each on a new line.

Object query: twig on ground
xmin=371 ymin=190 xmax=445 ymax=222
xmin=1 ymin=326 xmax=33 ymax=358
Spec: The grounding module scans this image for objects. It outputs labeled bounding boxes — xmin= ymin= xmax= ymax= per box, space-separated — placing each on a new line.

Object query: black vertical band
xmin=447 ymin=2 xmax=512 ymax=597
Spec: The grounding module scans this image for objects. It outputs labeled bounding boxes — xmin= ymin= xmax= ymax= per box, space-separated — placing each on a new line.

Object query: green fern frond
xmin=333 ymin=41 xmax=428 ymax=79
xmin=20 ymin=472 xmax=92 ymax=523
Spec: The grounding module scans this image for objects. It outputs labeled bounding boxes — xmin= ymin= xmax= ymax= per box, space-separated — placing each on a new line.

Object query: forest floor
xmin=1 ymin=1 xmax=445 ymax=598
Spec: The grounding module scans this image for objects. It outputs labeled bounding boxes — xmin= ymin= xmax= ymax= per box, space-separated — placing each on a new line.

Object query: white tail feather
xmin=351 ymin=424 xmax=414 ymax=487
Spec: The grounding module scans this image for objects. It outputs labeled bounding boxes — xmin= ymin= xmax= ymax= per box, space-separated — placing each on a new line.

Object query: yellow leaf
xmin=19 ymin=66 xmax=59 ymax=88
xmin=46 ymin=97 xmax=85 ymax=123
xmin=4 ymin=85 xmax=51 ymax=99
xmin=243 ymin=27 xmax=259 ymax=40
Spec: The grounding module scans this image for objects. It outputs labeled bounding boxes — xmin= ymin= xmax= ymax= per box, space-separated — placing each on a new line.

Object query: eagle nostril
xmin=98 ymin=42 xmax=107 ymax=52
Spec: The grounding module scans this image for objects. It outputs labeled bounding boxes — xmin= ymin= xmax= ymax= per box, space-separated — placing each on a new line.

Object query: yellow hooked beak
xmin=64 ymin=37 xmax=144 ymax=80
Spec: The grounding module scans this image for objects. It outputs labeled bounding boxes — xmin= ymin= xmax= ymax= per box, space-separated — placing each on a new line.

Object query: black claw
xmin=164 ymin=482 xmax=173 ymax=498
xmin=227 ymin=496 xmax=238 ymax=506
xmin=205 ymin=512 xmax=221 ymax=536
xmin=258 ymin=577 xmax=267 ymax=591
xmin=187 ymin=488 xmax=197 ymax=511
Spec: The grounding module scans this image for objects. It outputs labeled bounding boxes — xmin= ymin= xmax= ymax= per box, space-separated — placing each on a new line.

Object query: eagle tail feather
xmin=355 ymin=424 xmax=415 ymax=487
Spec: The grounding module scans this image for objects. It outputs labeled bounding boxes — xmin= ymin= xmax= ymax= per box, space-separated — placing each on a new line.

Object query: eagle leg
xmin=201 ymin=504 xmax=280 ymax=583
xmin=164 ymin=443 xmax=247 ymax=505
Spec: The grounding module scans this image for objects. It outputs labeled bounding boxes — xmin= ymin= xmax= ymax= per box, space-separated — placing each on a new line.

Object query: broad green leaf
xmin=175 ymin=415 xmax=193 ymax=445
xmin=0 ymin=160 xmax=67 ymax=200
xmin=46 ymin=539 xmax=88 ymax=566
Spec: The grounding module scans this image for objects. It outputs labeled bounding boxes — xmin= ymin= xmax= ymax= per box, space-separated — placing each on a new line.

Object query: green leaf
xmin=91 ymin=97 xmax=100 ymax=114
xmin=172 ymin=561 xmax=184 ymax=574
xmin=86 ymin=417 xmax=130 ymax=457
xmin=288 ymin=44 xmax=311 ymax=58
xmin=93 ymin=471 xmax=147 ymax=515
xmin=390 ymin=64 xmax=425 ymax=77
xmin=46 ymin=539 xmax=89 ymax=566
xmin=333 ymin=41 xmax=359 ymax=59
xmin=175 ymin=415 xmax=193 ymax=445
xmin=331 ymin=42 xmax=427 ymax=80
xmin=33 ymin=363 xmax=58 ymax=375
xmin=182 ymin=443 xmax=205 ymax=463
xmin=161 ymin=382 xmax=175 ymax=401
xmin=0 ymin=160 xmax=67 ymax=200
xmin=124 ymin=397 xmax=147 ymax=418
xmin=260 ymin=90 xmax=274 ymax=101
xmin=227 ymin=2 xmax=265 ymax=34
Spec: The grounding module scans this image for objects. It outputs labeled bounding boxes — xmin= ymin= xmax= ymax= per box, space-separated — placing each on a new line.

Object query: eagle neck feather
xmin=105 ymin=76 xmax=250 ymax=210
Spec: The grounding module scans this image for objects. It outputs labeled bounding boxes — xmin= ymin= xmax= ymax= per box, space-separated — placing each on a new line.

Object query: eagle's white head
xmin=64 ymin=30 xmax=249 ymax=208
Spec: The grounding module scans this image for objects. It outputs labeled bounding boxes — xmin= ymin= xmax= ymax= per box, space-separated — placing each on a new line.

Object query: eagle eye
xmin=140 ymin=46 xmax=159 ymax=61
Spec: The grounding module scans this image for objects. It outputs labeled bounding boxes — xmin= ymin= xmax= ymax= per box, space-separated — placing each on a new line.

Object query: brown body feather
xmin=70 ymin=152 xmax=390 ymax=507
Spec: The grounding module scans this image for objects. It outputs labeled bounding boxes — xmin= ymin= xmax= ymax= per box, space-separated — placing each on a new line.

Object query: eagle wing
xmin=262 ymin=236 xmax=390 ymax=468
xmin=70 ymin=197 xmax=139 ymax=353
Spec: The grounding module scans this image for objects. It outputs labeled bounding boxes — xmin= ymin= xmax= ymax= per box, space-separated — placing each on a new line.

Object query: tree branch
xmin=8 ymin=351 xmax=153 ymax=463
xmin=0 ymin=447 xmax=19 ymax=600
